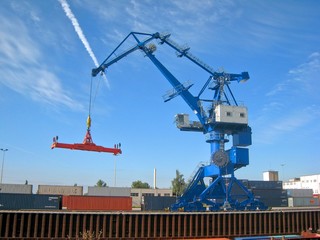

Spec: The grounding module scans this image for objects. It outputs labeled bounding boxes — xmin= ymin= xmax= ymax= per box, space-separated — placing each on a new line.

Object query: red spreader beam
xmin=51 ymin=130 xmax=121 ymax=155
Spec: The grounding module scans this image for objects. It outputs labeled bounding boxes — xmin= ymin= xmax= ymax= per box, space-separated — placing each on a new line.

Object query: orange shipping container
xmin=62 ymin=195 xmax=132 ymax=211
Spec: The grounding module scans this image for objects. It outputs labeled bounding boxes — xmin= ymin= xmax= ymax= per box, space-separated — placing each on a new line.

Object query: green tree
xmin=131 ymin=180 xmax=150 ymax=189
xmin=171 ymin=170 xmax=186 ymax=196
xmin=95 ymin=179 xmax=107 ymax=187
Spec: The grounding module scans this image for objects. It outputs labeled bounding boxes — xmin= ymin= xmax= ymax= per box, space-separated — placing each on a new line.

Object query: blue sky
xmin=0 ymin=0 xmax=319 ymax=191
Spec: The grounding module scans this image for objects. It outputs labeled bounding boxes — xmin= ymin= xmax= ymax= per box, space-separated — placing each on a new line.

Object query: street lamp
xmin=0 ymin=148 xmax=8 ymax=184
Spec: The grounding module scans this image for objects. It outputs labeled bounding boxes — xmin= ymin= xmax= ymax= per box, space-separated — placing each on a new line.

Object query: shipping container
xmin=62 ymin=195 xmax=132 ymax=211
xmin=248 ymin=180 xmax=282 ymax=189
xmin=287 ymin=189 xmax=313 ymax=198
xmin=288 ymin=197 xmax=319 ymax=207
xmin=261 ymin=198 xmax=288 ymax=208
xmin=87 ymin=186 xmax=130 ymax=197
xmin=0 ymin=193 xmax=61 ymax=210
xmin=142 ymin=196 xmax=176 ymax=211
xmin=0 ymin=183 xmax=33 ymax=194
xmin=252 ymin=189 xmax=287 ymax=199
xmin=38 ymin=185 xmax=83 ymax=195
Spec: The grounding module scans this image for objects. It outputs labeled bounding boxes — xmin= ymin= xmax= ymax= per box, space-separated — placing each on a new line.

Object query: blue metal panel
xmin=228 ymin=147 xmax=249 ymax=167
xmin=233 ymin=127 xmax=252 ymax=146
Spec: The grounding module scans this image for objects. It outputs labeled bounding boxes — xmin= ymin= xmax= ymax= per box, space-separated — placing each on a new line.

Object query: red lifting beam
xmin=51 ymin=130 xmax=122 ymax=155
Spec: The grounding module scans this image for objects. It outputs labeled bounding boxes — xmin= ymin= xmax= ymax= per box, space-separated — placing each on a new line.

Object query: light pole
xmin=0 ymin=148 xmax=8 ymax=184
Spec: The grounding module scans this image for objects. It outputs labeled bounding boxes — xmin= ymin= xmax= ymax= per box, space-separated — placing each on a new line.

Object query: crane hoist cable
xmin=51 ymin=74 xmax=122 ymax=155
xmin=83 ymin=76 xmax=95 ymax=144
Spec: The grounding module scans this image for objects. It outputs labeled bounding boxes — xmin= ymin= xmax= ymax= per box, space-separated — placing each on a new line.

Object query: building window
xmin=142 ymin=193 xmax=154 ymax=197
xmin=240 ymin=113 xmax=245 ymax=118
xmin=164 ymin=193 xmax=171 ymax=196
xmin=226 ymin=112 xmax=232 ymax=117
xmin=131 ymin=193 xmax=139 ymax=197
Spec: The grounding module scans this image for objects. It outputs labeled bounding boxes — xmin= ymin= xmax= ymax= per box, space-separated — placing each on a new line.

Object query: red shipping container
xmin=62 ymin=195 xmax=132 ymax=211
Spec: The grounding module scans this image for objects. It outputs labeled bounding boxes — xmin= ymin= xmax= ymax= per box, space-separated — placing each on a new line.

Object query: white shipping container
xmin=87 ymin=187 xmax=131 ymax=197
xmin=0 ymin=184 xmax=33 ymax=194
xmin=38 ymin=185 xmax=83 ymax=195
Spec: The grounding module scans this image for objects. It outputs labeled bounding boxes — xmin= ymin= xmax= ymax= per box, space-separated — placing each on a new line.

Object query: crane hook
xmin=86 ymin=115 xmax=91 ymax=130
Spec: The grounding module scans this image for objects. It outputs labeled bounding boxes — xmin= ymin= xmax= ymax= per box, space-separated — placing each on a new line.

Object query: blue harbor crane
xmin=92 ymin=32 xmax=267 ymax=211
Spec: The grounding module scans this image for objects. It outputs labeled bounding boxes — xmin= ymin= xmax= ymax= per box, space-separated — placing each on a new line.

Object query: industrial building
xmin=263 ymin=171 xmax=279 ymax=181
xmin=283 ymin=173 xmax=320 ymax=195
xmin=283 ymin=174 xmax=320 ymax=207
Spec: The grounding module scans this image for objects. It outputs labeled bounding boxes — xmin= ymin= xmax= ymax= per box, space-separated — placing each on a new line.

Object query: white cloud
xmin=254 ymin=105 xmax=320 ymax=144
xmin=0 ymin=17 xmax=40 ymax=65
xmin=266 ymin=51 xmax=320 ymax=97
xmin=58 ymin=0 xmax=110 ymax=88
xmin=254 ymin=52 xmax=320 ymax=144
xmin=0 ymin=14 xmax=83 ymax=110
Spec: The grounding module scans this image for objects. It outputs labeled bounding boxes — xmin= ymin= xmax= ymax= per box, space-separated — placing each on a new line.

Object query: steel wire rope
xmin=88 ymin=75 xmax=102 ymax=117
xmin=87 ymin=74 xmax=102 ymax=132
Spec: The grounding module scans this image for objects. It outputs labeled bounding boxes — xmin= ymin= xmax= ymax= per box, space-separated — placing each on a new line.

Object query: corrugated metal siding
xmin=62 ymin=195 xmax=132 ymax=211
xmin=230 ymin=180 xmax=288 ymax=208
xmin=0 ymin=209 xmax=319 ymax=238
xmin=288 ymin=197 xmax=319 ymax=207
xmin=38 ymin=185 xmax=83 ymax=195
xmin=249 ymin=180 xmax=282 ymax=189
xmin=87 ymin=186 xmax=130 ymax=196
xmin=0 ymin=184 xmax=33 ymax=194
xmin=0 ymin=193 xmax=61 ymax=210
xmin=142 ymin=196 xmax=176 ymax=211
xmin=287 ymin=189 xmax=313 ymax=197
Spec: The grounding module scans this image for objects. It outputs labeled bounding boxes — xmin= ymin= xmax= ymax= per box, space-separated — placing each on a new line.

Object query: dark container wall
xmin=142 ymin=196 xmax=176 ymax=211
xmin=0 ymin=193 xmax=61 ymax=210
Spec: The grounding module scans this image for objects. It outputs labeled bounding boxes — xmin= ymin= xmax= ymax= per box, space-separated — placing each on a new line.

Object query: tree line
xmin=95 ymin=170 xmax=187 ymax=196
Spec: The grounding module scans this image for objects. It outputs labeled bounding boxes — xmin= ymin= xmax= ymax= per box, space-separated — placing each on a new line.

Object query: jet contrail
xmin=58 ymin=0 xmax=110 ymax=88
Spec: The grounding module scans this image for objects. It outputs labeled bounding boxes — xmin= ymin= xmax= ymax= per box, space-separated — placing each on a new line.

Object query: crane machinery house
xmin=214 ymin=104 xmax=248 ymax=125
